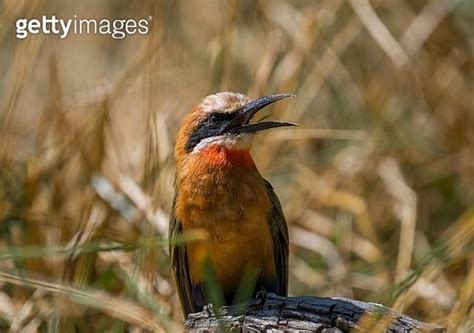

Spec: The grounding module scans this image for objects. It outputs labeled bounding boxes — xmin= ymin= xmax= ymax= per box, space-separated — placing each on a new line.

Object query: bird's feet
xmin=255 ymin=290 xmax=268 ymax=308
xmin=203 ymin=303 xmax=215 ymax=318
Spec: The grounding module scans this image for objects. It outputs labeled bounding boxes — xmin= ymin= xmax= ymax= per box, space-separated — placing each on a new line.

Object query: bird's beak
xmin=228 ymin=94 xmax=297 ymax=134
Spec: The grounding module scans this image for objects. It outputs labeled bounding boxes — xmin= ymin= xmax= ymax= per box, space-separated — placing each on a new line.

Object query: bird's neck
xmin=199 ymin=145 xmax=254 ymax=168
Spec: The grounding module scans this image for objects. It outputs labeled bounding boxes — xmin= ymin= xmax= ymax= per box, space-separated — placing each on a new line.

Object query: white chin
xmin=192 ymin=134 xmax=252 ymax=153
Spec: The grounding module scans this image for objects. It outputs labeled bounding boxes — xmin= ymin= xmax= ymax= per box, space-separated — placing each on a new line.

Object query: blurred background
xmin=0 ymin=0 xmax=473 ymax=331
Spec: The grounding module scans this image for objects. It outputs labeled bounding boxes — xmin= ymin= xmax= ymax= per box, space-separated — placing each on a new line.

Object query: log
xmin=184 ymin=293 xmax=445 ymax=332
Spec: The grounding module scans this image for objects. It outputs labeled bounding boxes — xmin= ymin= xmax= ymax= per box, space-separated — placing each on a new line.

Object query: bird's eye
xmin=208 ymin=114 xmax=219 ymax=125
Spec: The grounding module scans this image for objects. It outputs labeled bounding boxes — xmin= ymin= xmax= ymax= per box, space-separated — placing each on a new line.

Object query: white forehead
xmin=200 ymin=92 xmax=251 ymax=114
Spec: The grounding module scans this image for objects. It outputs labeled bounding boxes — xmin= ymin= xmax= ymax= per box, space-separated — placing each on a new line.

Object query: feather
xmin=169 ymin=179 xmax=289 ymax=317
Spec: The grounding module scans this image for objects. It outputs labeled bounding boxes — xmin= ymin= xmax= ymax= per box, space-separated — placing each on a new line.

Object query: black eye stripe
xmin=185 ymin=111 xmax=238 ymax=152
xmin=207 ymin=112 xmax=234 ymax=122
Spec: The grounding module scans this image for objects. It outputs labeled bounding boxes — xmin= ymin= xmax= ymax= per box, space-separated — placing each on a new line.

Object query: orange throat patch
xmin=200 ymin=145 xmax=253 ymax=168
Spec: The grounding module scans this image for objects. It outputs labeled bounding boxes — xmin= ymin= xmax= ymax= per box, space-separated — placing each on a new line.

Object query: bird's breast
xmin=175 ymin=148 xmax=276 ymax=292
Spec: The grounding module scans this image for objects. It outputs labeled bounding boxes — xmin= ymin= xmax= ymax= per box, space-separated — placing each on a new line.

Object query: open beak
xmin=228 ymin=94 xmax=297 ymax=134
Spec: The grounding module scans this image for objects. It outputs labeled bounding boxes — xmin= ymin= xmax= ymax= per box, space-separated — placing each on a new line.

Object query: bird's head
xmin=175 ymin=92 xmax=296 ymax=165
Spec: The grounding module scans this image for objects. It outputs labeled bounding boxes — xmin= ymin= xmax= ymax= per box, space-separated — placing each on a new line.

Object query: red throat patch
xmin=200 ymin=145 xmax=254 ymax=167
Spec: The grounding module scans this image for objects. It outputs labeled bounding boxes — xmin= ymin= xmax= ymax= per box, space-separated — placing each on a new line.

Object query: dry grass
xmin=0 ymin=0 xmax=473 ymax=331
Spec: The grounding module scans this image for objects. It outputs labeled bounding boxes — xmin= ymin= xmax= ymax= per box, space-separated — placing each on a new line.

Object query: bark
xmin=184 ymin=293 xmax=445 ymax=332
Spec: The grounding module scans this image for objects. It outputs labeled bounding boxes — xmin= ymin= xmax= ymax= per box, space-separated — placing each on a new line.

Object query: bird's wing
xmin=169 ymin=199 xmax=196 ymax=316
xmin=264 ymin=179 xmax=289 ymax=295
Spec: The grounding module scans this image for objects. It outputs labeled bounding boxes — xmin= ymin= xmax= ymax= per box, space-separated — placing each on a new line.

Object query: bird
xmin=169 ymin=92 xmax=295 ymax=316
